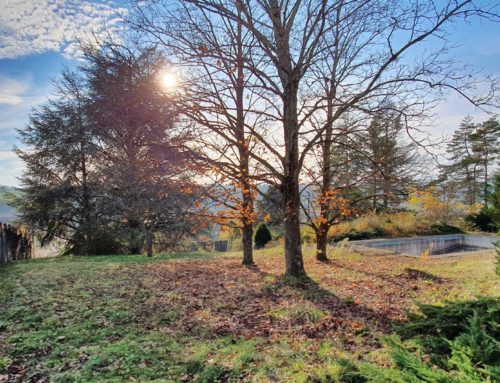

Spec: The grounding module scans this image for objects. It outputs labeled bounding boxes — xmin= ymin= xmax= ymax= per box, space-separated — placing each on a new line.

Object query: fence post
xmin=1 ymin=223 xmax=8 ymax=265
xmin=0 ymin=222 xmax=4 ymax=265
xmin=0 ymin=223 xmax=33 ymax=266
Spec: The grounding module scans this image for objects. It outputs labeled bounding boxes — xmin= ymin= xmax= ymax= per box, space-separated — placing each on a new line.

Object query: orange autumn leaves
xmin=211 ymin=166 xmax=258 ymax=229
xmin=314 ymin=188 xmax=352 ymax=225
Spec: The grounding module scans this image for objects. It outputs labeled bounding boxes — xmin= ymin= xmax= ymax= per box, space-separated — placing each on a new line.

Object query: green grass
xmin=0 ymin=247 xmax=498 ymax=382
xmin=0 ymin=253 xmax=239 ymax=382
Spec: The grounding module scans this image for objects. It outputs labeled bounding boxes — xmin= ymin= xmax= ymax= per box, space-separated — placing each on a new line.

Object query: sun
xmin=160 ymin=71 xmax=178 ymax=91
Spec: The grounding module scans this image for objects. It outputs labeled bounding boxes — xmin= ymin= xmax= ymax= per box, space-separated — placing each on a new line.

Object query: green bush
xmin=359 ymin=299 xmax=500 ymax=382
xmin=429 ymin=224 xmax=464 ymax=235
xmin=396 ymin=298 xmax=499 ymax=341
xmin=254 ymin=223 xmax=272 ymax=249
xmin=361 ymin=314 xmax=500 ymax=383
xmin=466 ymin=209 xmax=497 ymax=232
xmin=395 ymin=297 xmax=500 ymax=360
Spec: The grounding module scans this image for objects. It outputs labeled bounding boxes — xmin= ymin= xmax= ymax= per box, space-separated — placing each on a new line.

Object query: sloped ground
xmin=0 ymin=248 xmax=497 ymax=382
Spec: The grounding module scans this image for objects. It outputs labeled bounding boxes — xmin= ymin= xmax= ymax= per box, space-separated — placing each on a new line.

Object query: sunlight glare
xmin=160 ymin=71 xmax=178 ymax=91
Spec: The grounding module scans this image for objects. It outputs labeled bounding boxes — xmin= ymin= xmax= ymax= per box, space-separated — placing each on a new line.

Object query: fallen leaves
xmin=120 ymin=253 xmax=451 ymax=355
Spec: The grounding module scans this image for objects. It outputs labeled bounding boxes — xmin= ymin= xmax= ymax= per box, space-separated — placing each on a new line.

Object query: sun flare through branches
xmin=159 ymin=70 xmax=178 ymax=92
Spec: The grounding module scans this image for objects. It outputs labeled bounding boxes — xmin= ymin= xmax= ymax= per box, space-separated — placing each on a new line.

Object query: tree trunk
xmin=484 ymin=153 xmax=489 ymax=207
xmin=235 ymin=12 xmax=255 ymax=266
xmin=146 ymin=226 xmax=153 ymax=257
xmin=242 ymin=222 xmax=254 ymax=265
xmin=316 ymin=226 xmax=328 ymax=262
xmin=316 ymin=94 xmax=334 ymax=262
xmin=383 ymin=184 xmax=389 ymax=209
xmin=281 ymin=74 xmax=306 ymax=277
xmin=283 ymin=176 xmax=305 ymax=277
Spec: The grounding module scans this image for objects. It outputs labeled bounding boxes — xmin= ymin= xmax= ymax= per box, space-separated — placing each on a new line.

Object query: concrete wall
xmin=349 ymin=234 xmax=499 ymax=256
xmin=463 ymin=235 xmax=498 ymax=249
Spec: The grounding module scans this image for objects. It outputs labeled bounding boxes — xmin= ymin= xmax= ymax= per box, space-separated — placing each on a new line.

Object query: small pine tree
xmin=360 ymin=312 xmax=500 ymax=383
xmin=254 ymin=223 xmax=272 ymax=249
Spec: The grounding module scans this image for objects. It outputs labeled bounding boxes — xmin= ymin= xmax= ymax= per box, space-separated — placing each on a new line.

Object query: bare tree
xmin=299 ymin=0 xmax=497 ymax=262
xmin=132 ymin=0 xmax=498 ymax=277
xmin=131 ymin=1 xmax=274 ymax=265
xmin=301 ymin=115 xmax=377 ymax=261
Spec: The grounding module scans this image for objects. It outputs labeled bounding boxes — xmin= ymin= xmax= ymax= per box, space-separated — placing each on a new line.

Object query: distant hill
xmin=0 ymin=185 xmax=20 ymax=223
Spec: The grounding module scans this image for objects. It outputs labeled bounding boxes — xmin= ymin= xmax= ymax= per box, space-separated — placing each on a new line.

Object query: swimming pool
xmin=348 ymin=234 xmax=498 ymax=257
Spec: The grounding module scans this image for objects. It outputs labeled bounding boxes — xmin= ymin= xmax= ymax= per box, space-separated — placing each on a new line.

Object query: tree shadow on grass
xmin=272 ymin=274 xmax=398 ymax=333
xmin=326 ymin=258 xmax=445 ymax=288
xmin=142 ymin=260 xmax=403 ymax=353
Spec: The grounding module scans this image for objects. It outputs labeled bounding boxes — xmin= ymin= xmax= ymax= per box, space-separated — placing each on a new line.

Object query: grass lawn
xmin=0 ymin=246 xmax=498 ymax=382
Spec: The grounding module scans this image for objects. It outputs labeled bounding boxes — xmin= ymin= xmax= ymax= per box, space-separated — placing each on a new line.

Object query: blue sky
xmin=0 ymin=1 xmax=499 ymax=187
xmin=0 ymin=0 xmax=127 ymax=186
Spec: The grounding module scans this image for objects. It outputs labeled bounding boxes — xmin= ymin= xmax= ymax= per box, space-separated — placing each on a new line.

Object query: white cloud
xmin=0 ymin=74 xmax=49 ymax=132
xmin=0 ymin=155 xmax=24 ymax=186
xmin=432 ymin=92 xmax=493 ymax=138
xmin=0 ymin=75 xmax=33 ymax=106
xmin=0 ymin=151 xmax=17 ymax=161
xmin=0 ymin=0 xmax=127 ymax=60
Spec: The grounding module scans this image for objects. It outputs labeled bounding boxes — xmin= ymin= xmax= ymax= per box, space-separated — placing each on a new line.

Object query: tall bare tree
xmin=132 ymin=0 xmax=498 ymax=276
xmin=301 ymin=115 xmax=377 ymax=261
xmin=132 ymin=1 xmax=271 ymax=265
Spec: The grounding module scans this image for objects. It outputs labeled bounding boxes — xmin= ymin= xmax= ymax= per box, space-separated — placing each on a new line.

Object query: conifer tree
xmin=364 ymin=112 xmax=420 ymax=211
xmin=254 ymin=223 xmax=272 ymax=249
xmin=16 ymin=46 xmax=203 ymax=255
xmin=82 ymin=45 xmax=199 ymax=254
xmin=441 ymin=117 xmax=482 ymax=205
xmin=471 ymin=118 xmax=500 ymax=206
xmin=256 ymin=186 xmax=284 ymax=233
xmin=442 ymin=117 xmax=499 ymax=207
xmin=15 ymin=71 xmax=105 ymax=254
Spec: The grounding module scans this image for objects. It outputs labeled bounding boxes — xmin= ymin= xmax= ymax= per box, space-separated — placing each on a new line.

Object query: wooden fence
xmin=0 ymin=222 xmax=33 ymax=265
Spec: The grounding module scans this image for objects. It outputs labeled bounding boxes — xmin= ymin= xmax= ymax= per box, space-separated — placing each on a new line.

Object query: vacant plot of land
xmin=0 ymin=248 xmax=498 ymax=382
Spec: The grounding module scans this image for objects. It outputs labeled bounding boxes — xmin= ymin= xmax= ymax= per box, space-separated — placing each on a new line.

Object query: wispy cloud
xmin=432 ymin=92 xmax=493 ymax=138
xmin=0 ymin=155 xmax=24 ymax=186
xmin=0 ymin=74 xmax=49 ymax=129
xmin=0 ymin=151 xmax=17 ymax=161
xmin=0 ymin=75 xmax=33 ymax=106
xmin=0 ymin=0 xmax=127 ymax=60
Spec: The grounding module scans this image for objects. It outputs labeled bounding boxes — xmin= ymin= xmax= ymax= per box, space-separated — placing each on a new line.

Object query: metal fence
xmin=0 ymin=222 xmax=33 ymax=265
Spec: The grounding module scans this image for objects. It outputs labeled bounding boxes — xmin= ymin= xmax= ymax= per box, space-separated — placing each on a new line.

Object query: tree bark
xmin=282 ymin=82 xmax=305 ymax=277
xmin=316 ymin=93 xmax=334 ymax=262
xmin=146 ymin=226 xmax=153 ymax=257
xmin=236 ymin=10 xmax=255 ymax=266
xmin=316 ymin=226 xmax=328 ymax=262
xmin=242 ymin=222 xmax=254 ymax=265
xmin=283 ymin=175 xmax=305 ymax=277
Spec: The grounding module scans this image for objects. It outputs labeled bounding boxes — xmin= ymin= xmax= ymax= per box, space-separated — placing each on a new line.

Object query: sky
xmin=0 ymin=1 xmax=499 ymax=187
